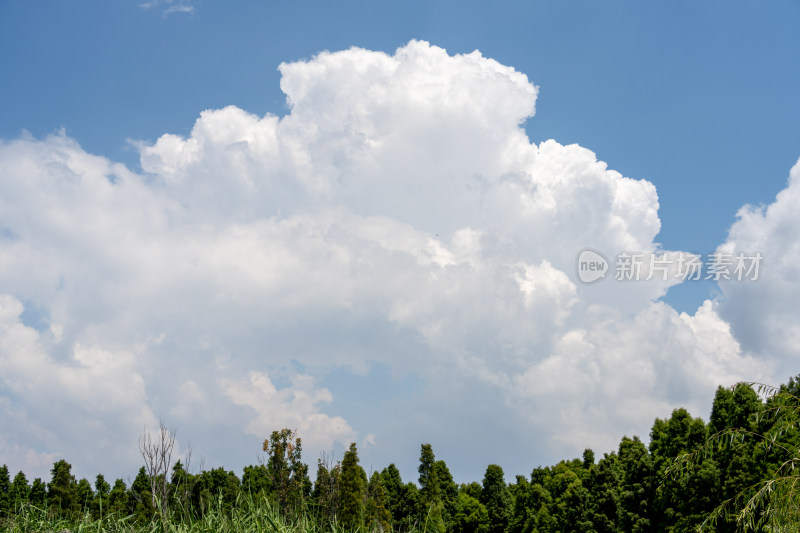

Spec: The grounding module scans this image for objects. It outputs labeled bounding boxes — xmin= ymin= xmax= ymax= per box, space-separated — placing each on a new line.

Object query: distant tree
xmin=263 ymin=428 xmax=310 ymax=515
xmin=241 ymin=464 xmax=270 ymax=496
xmin=107 ymin=478 xmax=128 ymax=516
xmin=29 ymin=478 xmax=47 ymax=506
xmin=381 ymin=463 xmax=419 ymax=531
xmin=650 ymin=408 xmax=717 ymax=531
xmin=434 ymin=459 xmax=459 ymax=531
xmin=47 ymin=459 xmax=77 ymax=516
xmin=461 ymin=481 xmax=482 ymax=502
xmin=192 ymin=467 xmax=240 ymax=515
xmin=75 ymin=477 xmax=93 ymax=515
xmin=338 ymin=442 xmax=365 ymax=529
xmin=313 ymin=454 xmax=340 ymax=525
xmin=582 ymin=449 xmax=595 ymax=470
xmin=668 ymin=379 xmax=800 ymax=531
xmin=481 ymin=464 xmax=511 ymax=533
xmin=508 ymin=475 xmax=532 ymax=533
xmin=139 ymin=419 xmax=176 ymax=512
xmin=545 ymin=461 xmax=592 ymax=532
xmin=366 ymin=470 xmax=392 ymax=532
xmin=92 ymin=473 xmax=110 ymax=518
xmin=130 ymin=466 xmax=154 ymax=522
xmin=586 ymin=453 xmax=621 ymax=533
xmin=170 ymin=460 xmax=193 ymax=517
xmin=10 ymin=471 xmax=30 ymax=511
xmin=418 ymin=444 xmax=444 ymax=532
xmin=618 ymin=436 xmax=653 ymax=533
xmin=0 ymin=464 xmax=10 ymax=517
xmin=454 ymin=491 xmax=490 ymax=533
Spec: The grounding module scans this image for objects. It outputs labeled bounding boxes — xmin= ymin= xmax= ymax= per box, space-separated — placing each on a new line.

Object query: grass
xmin=0 ymin=493 xmax=367 ymax=533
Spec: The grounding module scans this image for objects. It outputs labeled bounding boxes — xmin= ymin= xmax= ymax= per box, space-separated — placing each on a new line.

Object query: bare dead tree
xmin=139 ymin=418 xmax=177 ymax=512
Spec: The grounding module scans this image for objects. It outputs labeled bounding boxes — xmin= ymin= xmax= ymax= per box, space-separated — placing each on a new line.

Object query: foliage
xmin=481 ymin=464 xmax=511 ymax=533
xmin=667 ymin=380 xmax=800 ymax=531
xmin=365 ymin=471 xmax=392 ymax=532
xmin=418 ymin=444 xmax=444 ymax=533
xmin=338 ymin=442 xmax=365 ymax=529
xmin=4 ymin=377 xmax=800 ymax=533
xmin=264 ymin=428 xmax=311 ymax=515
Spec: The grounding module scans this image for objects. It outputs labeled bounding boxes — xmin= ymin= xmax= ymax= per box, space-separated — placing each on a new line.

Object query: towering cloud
xmin=0 ymin=41 xmax=786 ymax=481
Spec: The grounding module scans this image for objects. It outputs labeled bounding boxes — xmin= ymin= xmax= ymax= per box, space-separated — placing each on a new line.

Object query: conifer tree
xmin=454 ymin=490 xmax=490 ymax=533
xmin=47 ymin=459 xmax=77 ymax=516
xmin=107 ymin=479 xmax=128 ymax=516
xmin=0 ymin=464 xmax=10 ymax=518
xmin=481 ymin=464 xmax=511 ymax=533
xmin=75 ymin=477 xmax=94 ymax=515
xmin=131 ymin=466 xmax=154 ymax=522
xmin=29 ymin=478 xmax=47 ymax=506
xmin=93 ymin=473 xmax=110 ymax=518
xmin=366 ymin=470 xmax=392 ymax=532
xmin=418 ymin=443 xmax=444 ymax=532
xmin=339 ymin=442 xmax=365 ymax=529
xmin=10 ymin=471 xmax=29 ymax=512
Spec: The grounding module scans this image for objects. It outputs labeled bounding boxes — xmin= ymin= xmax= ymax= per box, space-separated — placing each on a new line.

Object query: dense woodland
xmin=2 ymin=377 xmax=799 ymax=532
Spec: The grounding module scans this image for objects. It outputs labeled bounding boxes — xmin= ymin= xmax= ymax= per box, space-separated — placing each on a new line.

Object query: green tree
xmin=618 ymin=436 xmax=653 ymax=533
xmin=366 ymin=470 xmax=392 ymax=532
xmin=10 ymin=471 xmax=30 ymax=512
xmin=650 ymin=408 xmax=716 ymax=532
xmin=0 ymin=464 xmax=10 ymax=518
xmin=508 ymin=468 xmax=558 ymax=533
xmin=170 ymin=460 xmax=194 ymax=517
xmin=263 ymin=428 xmax=310 ymax=515
xmin=435 ymin=460 xmax=458 ymax=532
xmin=454 ymin=491 xmax=490 ymax=533
xmin=546 ymin=461 xmax=593 ymax=532
xmin=107 ymin=478 xmax=129 ymax=516
xmin=481 ymin=464 xmax=511 ymax=533
xmin=586 ymin=453 xmax=621 ymax=533
xmin=92 ymin=473 xmax=111 ymax=518
xmin=382 ymin=463 xmax=419 ymax=531
xmin=668 ymin=379 xmax=800 ymax=531
xmin=462 ymin=481 xmax=482 ymax=502
xmin=241 ymin=464 xmax=270 ymax=496
xmin=707 ymin=382 xmax=766 ymax=532
xmin=75 ymin=477 xmax=93 ymax=515
xmin=339 ymin=443 xmax=365 ymax=529
xmin=130 ymin=466 xmax=154 ymax=522
xmin=29 ymin=478 xmax=47 ymax=506
xmin=193 ymin=467 xmax=240 ymax=516
xmin=313 ymin=456 xmax=340 ymax=525
xmin=47 ymin=459 xmax=77 ymax=516
xmin=418 ymin=444 xmax=444 ymax=532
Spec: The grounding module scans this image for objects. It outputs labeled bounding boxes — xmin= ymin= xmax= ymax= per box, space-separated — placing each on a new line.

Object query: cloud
xmin=716 ymin=158 xmax=800 ymax=374
xmin=224 ymin=372 xmax=355 ymax=453
xmin=0 ymin=294 xmax=155 ymax=477
xmin=0 ymin=41 xmax=788 ymax=481
xmin=138 ymin=0 xmax=196 ymax=18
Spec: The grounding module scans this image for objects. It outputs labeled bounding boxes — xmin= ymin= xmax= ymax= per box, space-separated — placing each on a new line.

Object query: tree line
xmin=1 ymin=376 xmax=799 ymax=532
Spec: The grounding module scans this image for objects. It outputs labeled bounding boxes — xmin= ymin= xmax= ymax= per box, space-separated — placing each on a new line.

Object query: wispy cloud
xmin=138 ymin=0 xmax=196 ymax=18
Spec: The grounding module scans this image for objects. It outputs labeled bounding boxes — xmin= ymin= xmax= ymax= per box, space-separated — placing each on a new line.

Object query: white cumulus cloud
xmin=0 ymin=40 xmax=789 ymax=481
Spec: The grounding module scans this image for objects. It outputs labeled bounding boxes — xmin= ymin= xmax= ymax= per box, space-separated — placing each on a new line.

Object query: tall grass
xmin=2 ymin=493 xmax=349 ymax=533
xmin=1 ymin=492 xmax=411 ymax=533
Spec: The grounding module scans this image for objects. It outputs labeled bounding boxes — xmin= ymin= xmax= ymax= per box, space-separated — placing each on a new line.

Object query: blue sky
xmin=1 ymin=1 xmax=799 ymax=484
